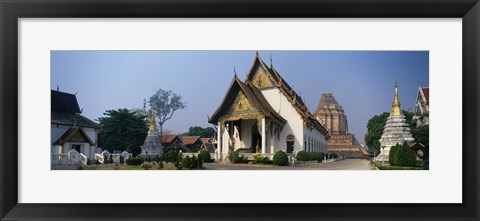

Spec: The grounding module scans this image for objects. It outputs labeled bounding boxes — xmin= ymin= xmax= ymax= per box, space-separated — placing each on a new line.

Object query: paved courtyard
xmin=203 ymin=159 xmax=376 ymax=170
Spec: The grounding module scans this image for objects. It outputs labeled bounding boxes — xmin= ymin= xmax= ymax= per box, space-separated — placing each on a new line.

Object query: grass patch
xmin=373 ymin=161 xmax=422 ymax=170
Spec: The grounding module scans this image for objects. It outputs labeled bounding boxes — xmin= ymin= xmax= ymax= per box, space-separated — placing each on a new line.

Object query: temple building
xmin=209 ymin=53 xmax=330 ymax=161
xmin=140 ymin=110 xmax=163 ymax=157
xmin=51 ymin=90 xmax=101 ymax=165
xmin=413 ymin=87 xmax=429 ymax=126
xmin=314 ymin=93 xmax=366 ymax=158
xmin=377 ymin=82 xmax=415 ymax=162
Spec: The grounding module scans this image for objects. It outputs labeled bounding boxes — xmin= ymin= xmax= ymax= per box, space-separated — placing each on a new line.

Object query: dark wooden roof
xmin=208 ymin=75 xmax=286 ymax=124
xmin=53 ymin=126 xmax=94 ymax=146
xmin=51 ymin=111 xmax=100 ymax=128
xmin=51 ymin=90 xmax=99 ymax=128
xmin=51 ymin=90 xmax=81 ymax=113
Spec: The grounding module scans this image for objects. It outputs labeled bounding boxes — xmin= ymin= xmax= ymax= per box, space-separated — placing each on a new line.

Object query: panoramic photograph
xmin=50 ymin=51 xmax=429 ymax=170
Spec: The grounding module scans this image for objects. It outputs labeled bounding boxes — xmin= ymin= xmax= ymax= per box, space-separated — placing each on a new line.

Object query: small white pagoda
xmin=377 ymin=82 xmax=414 ymax=162
xmin=139 ymin=110 xmax=163 ymax=157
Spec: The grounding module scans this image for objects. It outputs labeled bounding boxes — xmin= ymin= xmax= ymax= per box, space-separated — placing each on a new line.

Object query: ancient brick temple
xmin=314 ymin=93 xmax=366 ymax=158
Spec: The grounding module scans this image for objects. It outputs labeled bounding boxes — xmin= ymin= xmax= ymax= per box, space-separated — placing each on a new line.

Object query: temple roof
xmin=181 ymin=136 xmax=201 ymax=145
xmin=51 ymin=111 xmax=100 ymax=128
xmin=51 ymin=90 xmax=99 ymax=128
xmin=421 ymin=87 xmax=429 ymax=103
xmin=244 ymin=53 xmax=328 ymax=136
xmin=53 ymin=126 xmax=94 ymax=146
xmin=208 ymin=74 xmax=286 ymax=124
xmin=51 ymin=90 xmax=81 ymax=113
xmin=160 ymin=134 xmax=180 ymax=143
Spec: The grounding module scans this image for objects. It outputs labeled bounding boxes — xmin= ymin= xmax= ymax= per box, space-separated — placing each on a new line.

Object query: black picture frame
xmin=1 ymin=0 xmax=478 ymax=220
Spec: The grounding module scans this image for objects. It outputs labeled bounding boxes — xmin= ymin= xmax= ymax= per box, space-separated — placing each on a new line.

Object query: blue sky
xmin=51 ymin=51 xmax=429 ymax=145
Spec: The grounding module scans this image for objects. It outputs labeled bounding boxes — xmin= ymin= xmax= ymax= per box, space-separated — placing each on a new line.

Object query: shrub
xmin=252 ymin=153 xmax=270 ymax=164
xmin=141 ymin=163 xmax=153 ymax=170
xmin=158 ymin=160 xmax=164 ymax=169
xmin=175 ymin=153 xmax=182 ymax=169
xmin=273 ymin=151 xmax=289 ymax=166
xmin=389 ymin=144 xmax=400 ymax=165
xmin=308 ymin=152 xmax=324 ymax=162
xmin=183 ymin=156 xmax=192 ymax=169
xmin=228 ymin=151 xmax=237 ymax=162
xmin=75 ymin=164 xmax=85 ymax=170
xmin=119 ymin=156 xmax=124 ymax=164
xmin=126 ymin=157 xmax=144 ymax=166
xmin=166 ymin=150 xmax=177 ymax=163
xmin=228 ymin=151 xmax=248 ymax=164
xmin=199 ymin=150 xmax=213 ymax=162
xmin=191 ymin=155 xmax=198 ymax=168
xmin=197 ymin=156 xmax=203 ymax=168
xmin=393 ymin=144 xmax=417 ymax=167
xmin=296 ymin=151 xmax=309 ymax=161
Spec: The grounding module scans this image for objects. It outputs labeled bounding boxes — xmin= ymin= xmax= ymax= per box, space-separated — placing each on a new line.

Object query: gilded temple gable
xmin=251 ymin=66 xmax=274 ymax=89
xmin=208 ymin=75 xmax=286 ymax=125
xmin=227 ymin=91 xmax=256 ymax=113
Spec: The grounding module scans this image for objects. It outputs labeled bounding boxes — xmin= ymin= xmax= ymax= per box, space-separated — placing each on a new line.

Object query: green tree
xmin=184 ymin=126 xmax=215 ymax=138
xmin=97 ymin=108 xmax=148 ymax=156
xmin=148 ymin=89 xmax=187 ymax=137
xmin=364 ymin=112 xmax=390 ymax=154
xmin=411 ymin=125 xmax=429 ymax=147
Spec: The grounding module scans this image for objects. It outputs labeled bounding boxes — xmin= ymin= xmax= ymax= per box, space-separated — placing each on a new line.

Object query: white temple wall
xmin=303 ymin=125 xmax=328 ymax=153
xmin=261 ymin=88 xmax=305 ymax=152
xmin=83 ymin=127 xmax=97 ymax=143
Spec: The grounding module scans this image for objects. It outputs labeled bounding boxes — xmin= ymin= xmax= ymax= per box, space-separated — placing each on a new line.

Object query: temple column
xmin=217 ymin=121 xmax=222 ymax=161
xmin=270 ymin=126 xmax=274 ymax=155
xmin=261 ymin=117 xmax=266 ymax=154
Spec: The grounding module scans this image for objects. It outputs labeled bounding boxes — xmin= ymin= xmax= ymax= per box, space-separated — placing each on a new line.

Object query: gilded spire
xmin=390 ymin=81 xmax=402 ymax=116
xmin=149 ymin=110 xmax=156 ymax=131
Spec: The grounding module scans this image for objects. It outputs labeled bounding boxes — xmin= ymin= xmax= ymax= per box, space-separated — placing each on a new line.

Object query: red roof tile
xmin=421 ymin=87 xmax=429 ymax=103
xmin=181 ymin=136 xmax=201 ymax=145
xmin=160 ymin=134 xmax=179 ymax=143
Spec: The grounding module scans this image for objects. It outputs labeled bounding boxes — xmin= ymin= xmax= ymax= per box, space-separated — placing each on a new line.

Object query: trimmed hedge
xmin=388 ymin=144 xmax=400 ymax=166
xmin=126 ymin=158 xmax=144 ymax=166
xmin=273 ymin=151 xmax=289 ymax=166
xmin=393 ymin=144 xmax=417 ymax=167
xmin=199 ymin=150 xmax=213 ymax=162
xmin=295 ymin=151 xmax=309 ymax=161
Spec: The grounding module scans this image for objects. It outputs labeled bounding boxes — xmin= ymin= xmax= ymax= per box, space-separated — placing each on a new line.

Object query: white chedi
xmin=377 ymin=115 xmax=414 ymax=161
xmin=376 ymin=82 xmax=414 ymax=162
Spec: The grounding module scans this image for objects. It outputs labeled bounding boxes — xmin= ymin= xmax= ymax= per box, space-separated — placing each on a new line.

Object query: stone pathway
xmin=203 ymin=159 xmax=375 ymax=170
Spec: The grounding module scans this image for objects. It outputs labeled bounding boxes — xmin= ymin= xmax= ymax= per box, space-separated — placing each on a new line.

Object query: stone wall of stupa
xmin=315 ymin=93 xmax=365 ymax=158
